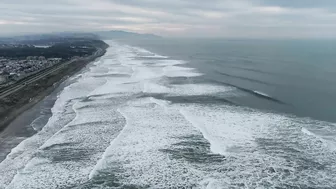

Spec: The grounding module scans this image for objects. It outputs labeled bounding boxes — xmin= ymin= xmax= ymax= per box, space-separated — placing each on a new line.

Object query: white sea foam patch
xmin=132 ymin=47 xmax=169 ymax=59
xmin=90 ymin=80 xmax=142 ymax=98
xmin=0 ymin=76 xmax=107 ymax=188
xmin=175 ymin=104 xmax=336 ymax=187
xmin=87 ymin=64 xmax=132 ymax=78
xmin=1 ymin=41 xmax=336 ymax=188
xmin=178 ymin=104 xmax=336 ymax=155
xmin=144 ymin=82 xmax=235 ymax=96
xmin=88 ymin=64 xmax=110 ymax=74
xmin=0 ymin=47 xmax=120 ymax=188
xmin=253 ymin=90 xmax=271 ymax=98
xmin=163 ymin=65 xmax=203 ymax=77
xmin=6 ymin=98 xmax=126 ymax=189
xmin=104 ymin=42 xmax=197 ymax=81
xmin=89 ymin=68 xmax=164 ymax=97
xmin=87 ymin=90 xmax=336 ymax=188
xmin=3 ymin=43 xmax=155 ymax=188
xmin=76 ymin=43 xmax=336 ymax=188
xmin=89 ymin=98 xmax=206 ymax=187
xmin=179 ymin=105 xmax=272 ymax=155
xmin=131 ymin=66 xmax=164 ymax=80
xmin=87 ymin=97 xmax=336 ymax=188
xmin=107 ymin=65 xmax=133 ymax=75
xmin=144 ymin=59 xmax=185 ymax=67
xmin=301 ymin=121 xmax=336 ymax=151
xmin=1 ymin=41 xmax=195 ymax=188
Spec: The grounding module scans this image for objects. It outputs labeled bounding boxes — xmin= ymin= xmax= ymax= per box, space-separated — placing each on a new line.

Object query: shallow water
xmin=0 ymin=41 xmax=335 ymax=189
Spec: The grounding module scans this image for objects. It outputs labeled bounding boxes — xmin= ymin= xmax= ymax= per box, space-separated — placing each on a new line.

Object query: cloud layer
xmin=0 ymin=0 xmax=335 ymax=38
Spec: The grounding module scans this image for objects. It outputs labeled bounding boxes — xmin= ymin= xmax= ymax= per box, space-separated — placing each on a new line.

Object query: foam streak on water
xmin=0 ymin=41 xmax=336 ymax=189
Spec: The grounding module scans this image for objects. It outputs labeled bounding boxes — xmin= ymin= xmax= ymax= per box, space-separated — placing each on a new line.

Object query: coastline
xmin=0 ymin=46 xmax=108 ymax=134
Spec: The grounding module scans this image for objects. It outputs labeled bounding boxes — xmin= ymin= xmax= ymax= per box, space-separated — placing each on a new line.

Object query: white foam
xmin=88 ymin=98 xmax=204 ymax=187
xmin=7 ymin=99 xmax=125 ymax=189
xmin=88 ymin=107 xmax=130 ymax=179
xmin=301 ymin=125 xmax=336 ymax=151
xmin=149 ymin=59 xmax=185 ymax=66
xmin=0 ymin=47 xmax=111 ymax=188
xmin=301 ymin=127 xmax=316 ymax=137
xmin=144 ymin=82 xmax=234 ymax=96
xmin=179 ymin=105 xmax=268 ymax=155
xmin=143 ymin=82 xmax=169 ymax=94
xmin=131 ymin=66 xmax=163 ymax=80
xmin=253 ymin=90 xmax=271 ymax=98
xmin=200 ymin=178 xmax=223 ymax=189
xmin=0 ymin=78 xmax=107 ymax=188
xmin=163 ymin=65 xmax=203 ymax=77
xmin=2 ymin=40 xmax=336 ymax=188
xmin=132 ymin=47 xmax=169 ymax=59
xmin=1 ymin=41 xmax=198 ymax=188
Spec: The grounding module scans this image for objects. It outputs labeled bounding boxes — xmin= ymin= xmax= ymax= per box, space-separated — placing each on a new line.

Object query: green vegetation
xmin=0 ymin=39 xmax=107 ymax=60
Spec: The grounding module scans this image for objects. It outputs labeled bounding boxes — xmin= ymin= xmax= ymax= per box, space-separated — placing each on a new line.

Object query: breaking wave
xmin=0 ymin=41 xmax=335 ymax=189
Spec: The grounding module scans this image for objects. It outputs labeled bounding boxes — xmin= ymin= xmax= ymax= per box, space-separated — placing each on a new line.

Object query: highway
xmin=0 ymin=48 xmax=103 ymax=99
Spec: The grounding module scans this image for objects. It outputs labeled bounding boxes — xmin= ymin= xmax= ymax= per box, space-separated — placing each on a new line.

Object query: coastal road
xmin=0 ymin=59 xmax=77 ymax=99
xmin=0 ymin=48 xmax=103 ymax=99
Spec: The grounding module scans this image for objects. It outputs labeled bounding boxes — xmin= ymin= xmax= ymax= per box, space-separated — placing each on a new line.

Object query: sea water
xmin=0 ymin=40 xmax=335 ymax=188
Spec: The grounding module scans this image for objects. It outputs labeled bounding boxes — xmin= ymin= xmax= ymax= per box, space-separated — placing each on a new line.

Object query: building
xmin=38 ymin=56 xmax=46 ymax=61
xmin=8 ymin=73 xmax=20 ymax=81
xmin=0 ymin=56 xmax=63 ymax=84
xmin=0 ymin=74 xmax=8 ymax=84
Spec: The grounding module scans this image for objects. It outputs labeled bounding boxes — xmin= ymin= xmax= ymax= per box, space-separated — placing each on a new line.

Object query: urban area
xmin=0 ymin=55 xmax=62 ymax=85
xmin=0 ymin=39 xmax=102 ymax=86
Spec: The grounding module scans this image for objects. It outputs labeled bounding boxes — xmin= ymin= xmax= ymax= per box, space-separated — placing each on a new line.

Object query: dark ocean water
xmin=0 ymin=39 xmax=335 ymax=189
xmin=124 ymin=38 xmax=336 ymax=123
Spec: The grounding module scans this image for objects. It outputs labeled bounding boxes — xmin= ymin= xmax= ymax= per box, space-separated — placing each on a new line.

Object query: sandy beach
xmin=0 ymin=48 xmax=107 ymax=161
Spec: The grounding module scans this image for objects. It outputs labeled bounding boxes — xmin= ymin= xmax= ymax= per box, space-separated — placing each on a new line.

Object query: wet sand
xmin=0 ymin=50 xmax=107 ymax=162
xmin=0 ymin=79 xmax=65 ymax=161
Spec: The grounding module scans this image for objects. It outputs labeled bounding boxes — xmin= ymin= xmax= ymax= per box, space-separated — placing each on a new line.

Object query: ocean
xmin=0 ymin=39 xmax=335 ymax=188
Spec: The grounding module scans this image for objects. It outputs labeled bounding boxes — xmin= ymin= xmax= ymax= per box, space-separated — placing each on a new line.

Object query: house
xmin=8 ymin=73 xmax=20 ymax=81
xmin=0 ymin=74 xmax=8 ymax=84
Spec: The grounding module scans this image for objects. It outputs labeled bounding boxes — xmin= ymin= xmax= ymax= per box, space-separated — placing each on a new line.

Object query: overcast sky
xmin=0 ymin=0 xmax=336 ymax=38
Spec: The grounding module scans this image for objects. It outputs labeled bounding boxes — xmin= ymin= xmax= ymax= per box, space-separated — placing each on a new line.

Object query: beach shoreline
xmin=0 ymin=46 xmax=108 ymax=134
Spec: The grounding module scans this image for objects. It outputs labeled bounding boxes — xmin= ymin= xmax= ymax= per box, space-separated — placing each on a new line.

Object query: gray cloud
xmin=260 ymin=0 xmax=336 ymax=9
xmin=0 ymin=0 xmax=335 ymax=38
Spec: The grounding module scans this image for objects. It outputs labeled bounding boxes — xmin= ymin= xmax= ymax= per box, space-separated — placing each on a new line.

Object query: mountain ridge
xmin=0 ymin=30 xmax=161 ymax=44
xmin=95 ymin=30 xmax=161 ymax=39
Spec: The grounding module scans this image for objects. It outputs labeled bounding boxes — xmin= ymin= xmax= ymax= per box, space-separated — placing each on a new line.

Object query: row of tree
xmin=0 ymin=39 xmax=107 ymax=60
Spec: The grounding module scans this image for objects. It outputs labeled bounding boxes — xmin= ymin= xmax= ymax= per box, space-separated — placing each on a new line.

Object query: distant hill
xmin=0 ymin=32 xmax=99 ymax=45
xmin=95 ymin=30 xmax=161 ymax=39
xmin=0 ymin=30 xmax=160 ymax=44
